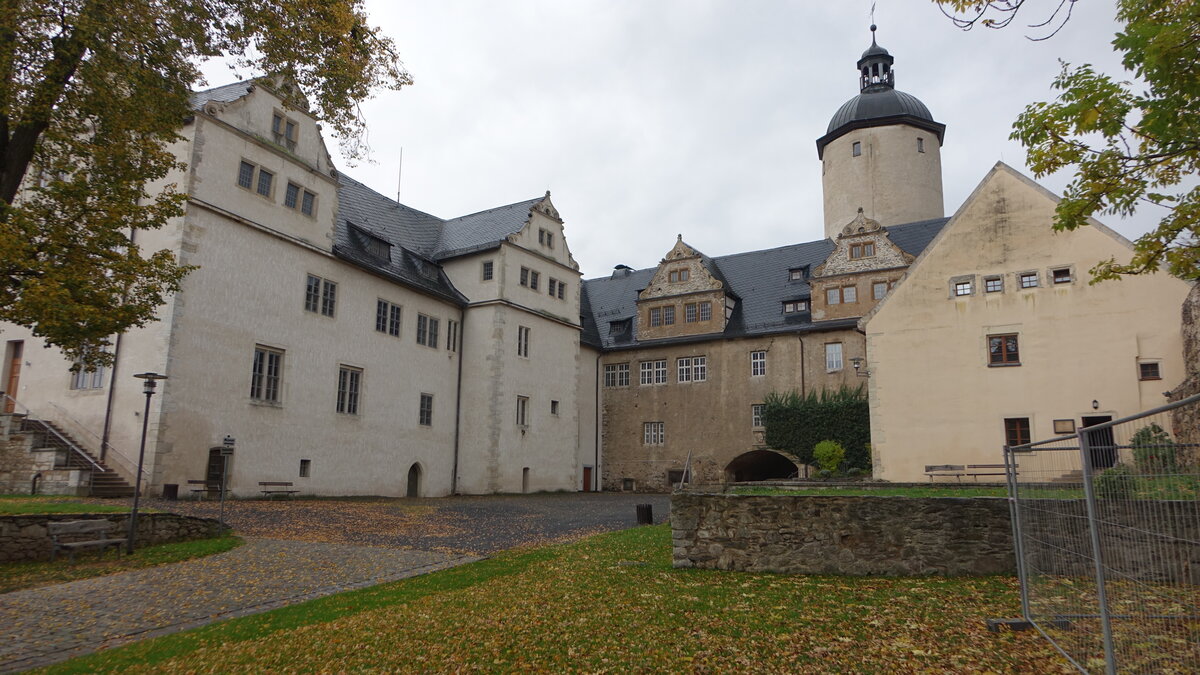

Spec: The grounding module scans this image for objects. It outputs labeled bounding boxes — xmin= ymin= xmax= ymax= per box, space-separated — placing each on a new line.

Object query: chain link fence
xmin=1005 ymin=394 xmax=1200 ymax=674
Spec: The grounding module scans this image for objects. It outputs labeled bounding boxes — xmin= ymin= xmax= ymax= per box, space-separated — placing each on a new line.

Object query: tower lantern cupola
xmin=816 ymin=24 xmax=947 ymax=238
xmin=858 ymin=25 xmax=894 ymax=91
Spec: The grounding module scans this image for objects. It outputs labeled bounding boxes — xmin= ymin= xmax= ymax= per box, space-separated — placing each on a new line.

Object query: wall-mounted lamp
xmin=849 ymin=357 xmax=870 ymax=378
xmin=1092 ymin=399 xmax=1100 ymax=410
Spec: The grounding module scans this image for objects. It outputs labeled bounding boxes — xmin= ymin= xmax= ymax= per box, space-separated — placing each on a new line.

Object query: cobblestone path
xmin=0 ymin=539 xmax=476 ymax=673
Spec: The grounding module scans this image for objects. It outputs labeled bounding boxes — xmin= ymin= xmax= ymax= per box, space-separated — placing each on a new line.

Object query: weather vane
xmin=870 ymin=2 xmax=876 ymax=25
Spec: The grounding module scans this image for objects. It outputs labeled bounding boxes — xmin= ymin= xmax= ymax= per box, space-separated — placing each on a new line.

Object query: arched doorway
xmin=406 ymin=463 xmax=421 ymax=498
xmin=724 ymin=450 xmax=799 ymax=482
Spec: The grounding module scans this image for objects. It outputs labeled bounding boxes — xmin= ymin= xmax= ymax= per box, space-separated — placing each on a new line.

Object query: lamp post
xmin=219 ymin=435 xmax=235 ymax=528
xmin=127 ymin=372 xmax=167 ymax=554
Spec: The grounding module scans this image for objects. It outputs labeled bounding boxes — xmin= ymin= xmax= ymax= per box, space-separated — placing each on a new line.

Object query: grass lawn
xmin=0 ymin=495 xmax=133 ymax=515
xmin=0 ymin=535 xmax=242 ymax=593
xmin=40 ymin=526 xmax=1070 ymax=673
xmin=731 ymin=486 xmax=1010 ymax=498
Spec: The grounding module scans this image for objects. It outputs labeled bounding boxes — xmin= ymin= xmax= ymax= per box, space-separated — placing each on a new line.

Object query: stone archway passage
xmin=724 ymin=450 xmax=799 ymax=482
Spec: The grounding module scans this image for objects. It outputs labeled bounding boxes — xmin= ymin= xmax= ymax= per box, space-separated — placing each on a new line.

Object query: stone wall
xmin=0 ymin=513 xmax=224 ymax=562
xmin=0 ymin=422 xmax=90 ymax=496
xmin=672 ymin=494 xmax=1200 ymax=581
xmin=1170 ymin=283 xmax=1200 ymax=451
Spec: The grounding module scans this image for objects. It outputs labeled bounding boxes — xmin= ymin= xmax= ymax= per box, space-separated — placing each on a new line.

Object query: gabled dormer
xmin=635 ymin=236 xmax=733 ymax=341
xmin=811 ymin=209 xmax=914 ymax=321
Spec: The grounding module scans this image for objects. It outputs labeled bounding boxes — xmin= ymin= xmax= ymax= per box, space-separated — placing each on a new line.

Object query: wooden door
xmin=406 ymin=463 xmax=421 ymax=498
xmin=4 ymin=342 xmax=22 ymax=413
xmin=205 ymin=448 xmax=225 ymax=493
xmin=582 ymin=467 xmax=593 ymax=492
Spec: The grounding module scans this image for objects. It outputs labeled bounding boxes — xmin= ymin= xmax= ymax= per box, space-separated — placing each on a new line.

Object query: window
xmin=538 ymin=228 xmax=554 ymax=248
xmin=299 ymin=459 xmax=311 ymax=477
xmin=256 ymin=168 xmax=274 ymax=197
xmin=751 ymin=404 xmax=764 ymax=428
xmin=520 ymin=267 xmax=530 ymax=287
xmin=336 ymin=366 xmax=362 ymax=415
xmin=685 ymin=303 xmax=697 ymax=322
xmin=843 ymin=285 xmax=857 ymax=303
xmin=677 ymin=357 xmax=692 ymax=383
xmin=419 ymin=393 xmax=433 ymax=426
xmin=237 ymin=161 xmax=255 ymax=189
xmin=516 ymin=396 xmax=529 ymax=426
xmin=285 ymin=182 xmax=300 ymax=208
xmin=668 ymin=268 xmax=689 ymax=283
xmin=417 ymin=315 xmax=439 ymax=348
xmin=1139 ymin=362 xmax=1161 ymax=380
xmin=609 ymin=319 xmax=630 ymax=336
xmin=789 ymin=267 xmax=808 ymax=281
xmin=1004 ymin=418 xmax=1031 ymax=447
xmin=751 ymin=350 xmax=766 ymax=377
xmin=663 ymin=305 xmax=675 ymax=325
xmin=640 ymin=360 xmax=667 ymax=385
xmin=482 ymin=261 xmax=494 ymax=281
xmin=251 ymin=347 xmax=283 ymax=403
xmin=548 ymin=278 xmax=557 ymax=297
xmin=304 ymin=274 xmax=336 ymax=317
xmin=825 ymin=343 xmax=843 ymax=372
xmin=375 ymin=300 xmax=401 ymax=337
xmin=604 ymin=363 xmax=630 ymax=387
xmin=649 ymin=307 xmax=662 ymax=327
xmin=850 ymin=242 xmax=875 ymax=259
xmin=300 ymin=190 xmax=315 ymax=216
xmin=698 ymin=302 xmax=712 ymax=321
xmin=826 ymin=288 xmax=841 ymax=305
xmin=985 ymin=277 xmax=1003 ymax=293
xmin=529 ymin=270 xmax=540 ymax=290
xmin=643 ymin=421 xmax=665 ymax=446
xmin=988 ymin=334 xmax=1020 ymax=365
xmin=783 ymin=300 xmax=808 ymax=313
xmin=954 ymin=280 xmax=972 ymax=296
xmin=69 ymin=353 xmax=106 ymax=390
xmin=852 ymin=141 xmax=862 ymax=157
xmin=517 ymin=326 xmax=530 ymax=357
xmin=272 ymin=112 xmax=297 ymax=149
xmin=447 ymin=320 xmax=459 ymax=352
xmin=1052 ymin=268 xmax=1073 ymax=284
xmin=1019 ymin=272 xmax=1039 ymax=289
xmin=917 ymin=137 xmax=925 ymax=153
xmin=872 ymin=282 xmax=888 ymax=300
xmin=550 ymin=400 xmax=560 ymax=416
xmin=556 ymin=281 xmax=565 ymax=299
xmin=677 ymin=356 xmax=706 ymax=383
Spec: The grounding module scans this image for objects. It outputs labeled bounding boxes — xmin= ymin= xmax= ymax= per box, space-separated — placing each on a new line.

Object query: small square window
xmin=954 ymin=281 xmax=972 ymax=296
xmin=826 ymin=288 xmax=841 ymax=305
xmin=1004 ymin=418 xmax=1031 ymax=447
xmin=284 ymin=182 xmax=300 ymax=208
xmin=1019 ymin=272 xmax=1039 ymax=289
xmin=872 ymin=282 xmax=888 ymax=300
xmin=1139 ymin=362 xmax=1161 ymax=380
xmin=299 ymin=459 xmax=311 ymax=478
xmin=988 ymin=334 xmax=1020 ymax=365
xmin=1052 ymin=268 xmax=1073 ymax=284
xmin=551 ymin=400 xmax=560 ymax=415
xmin=985 ymin=277 xmax=1003 ymax=293
xmin=668 ymin=268 xmax=689 ymax=283
xmin=789 ymin=268 xmax=807 ymax=281
xmin=843 ymin=285 xmax=857 ymax=303
xmin=850 ymin=243 xmax=875 ymax=260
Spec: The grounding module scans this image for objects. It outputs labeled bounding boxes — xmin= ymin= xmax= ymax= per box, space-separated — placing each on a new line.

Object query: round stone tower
xmin=816 ymin=26 xmax=946 ymax=239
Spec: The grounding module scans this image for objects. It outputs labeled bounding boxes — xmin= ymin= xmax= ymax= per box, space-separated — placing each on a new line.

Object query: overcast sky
xmin=238 ymin=1 xmax=1148 ymax=278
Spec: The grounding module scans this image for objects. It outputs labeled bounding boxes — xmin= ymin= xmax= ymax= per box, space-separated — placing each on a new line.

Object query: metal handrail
xmin=1 ymin=393 xmax=106 ymax=473
xmin=44 ymin=400 xmax=147 ymax=481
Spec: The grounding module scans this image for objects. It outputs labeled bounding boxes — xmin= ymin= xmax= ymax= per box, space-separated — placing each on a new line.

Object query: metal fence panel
xmin=1006 ymin=394 xmax=1200 ymax=674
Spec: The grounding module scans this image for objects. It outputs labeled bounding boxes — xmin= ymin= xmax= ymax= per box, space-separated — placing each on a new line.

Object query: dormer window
xmin=783 ymin=300 xmax=809 ymax=314
xmin=538 ymin=228 xmax=554 ymax=249
xmin=668 ymin=268 xmax=689 ymax=283
xmin=609 ymin=319 xmax=631 ymax=336
xmin=849 ymin=242 xmax=875 ymax=260
xmin=272 ymin=112 xmax=298 ymax=150
xmin=789 ymin=267 xmax=809 ymax=281
xmin=351 ymin=225 xmax=391 ymax=261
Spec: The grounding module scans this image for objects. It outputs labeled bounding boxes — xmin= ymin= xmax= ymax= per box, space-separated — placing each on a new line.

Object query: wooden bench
xmin=966 ymin=463 xmax=1013 ymax=480
xmin=187 ymin=479 xmax=216 ymax=500
xmin=259 ymin=481 xmax=299 ymax=499
xmin=925 ymin=464 xmax=966 ymax=481
xmin=49 ymin=520 xmax=126 ymax=563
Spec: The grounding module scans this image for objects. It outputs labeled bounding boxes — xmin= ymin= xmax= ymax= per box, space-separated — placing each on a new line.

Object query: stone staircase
xmin=1049 ymin=469 xmax=1084 ymax=484
xmin=18 ymin=418 xmax=135 ymax=497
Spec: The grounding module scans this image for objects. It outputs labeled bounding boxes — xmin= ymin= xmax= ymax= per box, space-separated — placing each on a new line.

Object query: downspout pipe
xmin=100 ymin=227 xmax=135 ymax=462
xmin=594 ymin=352 xmax=601 ymax=491
xmin=450 ymin=305 xmax=466 ymax=494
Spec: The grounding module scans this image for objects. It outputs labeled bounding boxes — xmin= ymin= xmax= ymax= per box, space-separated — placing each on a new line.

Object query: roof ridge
xmin=444 ymin=196 xmax=543 ymax=223
xmin=338 ymin=173 xmax=446 ymax=223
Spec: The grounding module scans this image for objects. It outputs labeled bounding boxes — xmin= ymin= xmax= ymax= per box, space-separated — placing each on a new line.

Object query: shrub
xmin=762 ymin=386 xmax=870 ymax=472
xmin=845 ymin=467 xmax=867 ymax=478
xmin=1094 ymin=464 xmax=1137 ymax=499
xmin=813 ymin=440 xmax=846 ymax=473
xmin=816 ymin=469 xmax=835 ymax=480
xmin=1130 ymin=423 xmax=1177 ymax=473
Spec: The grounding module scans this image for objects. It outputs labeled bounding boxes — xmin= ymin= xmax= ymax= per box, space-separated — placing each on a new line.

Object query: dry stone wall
xmin=0 ymin=513 xmax=224 ymax=562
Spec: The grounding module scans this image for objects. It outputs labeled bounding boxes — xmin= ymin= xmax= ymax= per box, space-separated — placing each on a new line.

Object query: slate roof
xmin=436 ymin=198 xmax=543 ymax=260
xmin=580 ymin=217 xmax=949 ymax=351
xmin=189 ymin=81 xmax=255 ymax=110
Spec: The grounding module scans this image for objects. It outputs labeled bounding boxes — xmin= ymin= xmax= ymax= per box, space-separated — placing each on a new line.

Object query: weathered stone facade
xmin=810 ymin=211 xmax=914 ymax=322
xmin=1169 ymin=284 xmax=1200 ymax=451
xmin=671 ymin=493 xmax=1014 ymax=575
xmin=0 ymin=422 xmax=90 ymax=496
xmin=0 ymin=513 xmax=224 ymax=562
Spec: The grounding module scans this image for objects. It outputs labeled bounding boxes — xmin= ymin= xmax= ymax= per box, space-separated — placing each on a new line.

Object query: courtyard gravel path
xmin=0 ymin=539 xmax=475 ymax=673
xmin=0 ymin=493 xmax=670 ymax=672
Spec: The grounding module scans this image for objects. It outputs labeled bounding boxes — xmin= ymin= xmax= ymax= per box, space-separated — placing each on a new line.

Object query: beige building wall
xmin=864 ymin=164 xmax=1191 ymax=482
xmin=821 ymin=124 xmax=943 ymax=238
xmin=600 ymin=328 xmax=865 ymax=491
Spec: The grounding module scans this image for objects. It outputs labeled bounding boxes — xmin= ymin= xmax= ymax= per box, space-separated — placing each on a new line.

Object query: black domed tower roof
xmin=815 ymin=25 xmax=945 ymax=159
